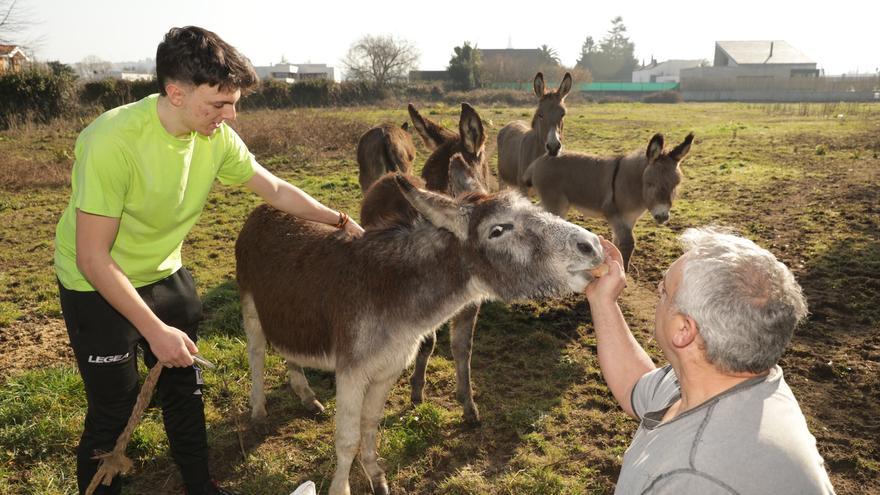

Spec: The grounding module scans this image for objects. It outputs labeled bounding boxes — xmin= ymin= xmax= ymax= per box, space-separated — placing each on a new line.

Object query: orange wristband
xmin=334 ymin=211 xmax=350 ymax=229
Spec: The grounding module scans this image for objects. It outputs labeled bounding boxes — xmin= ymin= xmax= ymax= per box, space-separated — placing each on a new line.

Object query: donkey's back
xmin=235 ymin=205 xmax=355 ymax=357
xmin=524 ymin=152 xmax=617 ymax=217
xmin=357 ymin=123 xmax=416 ymax=193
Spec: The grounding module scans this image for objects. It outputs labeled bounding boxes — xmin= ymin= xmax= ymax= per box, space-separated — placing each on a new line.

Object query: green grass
xmin=1 ymin=101 xmax=879 ymax=494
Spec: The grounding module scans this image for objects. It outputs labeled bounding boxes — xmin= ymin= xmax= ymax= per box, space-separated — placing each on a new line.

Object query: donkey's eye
xmin=489 ymin=223 xmax=513 ymax=239
xmin=537 ymin=112 xmax=544 ymax=119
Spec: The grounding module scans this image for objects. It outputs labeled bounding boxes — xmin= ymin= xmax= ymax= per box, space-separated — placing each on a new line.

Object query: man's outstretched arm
xmin=585 ymin=238 xmax=656 ymax=418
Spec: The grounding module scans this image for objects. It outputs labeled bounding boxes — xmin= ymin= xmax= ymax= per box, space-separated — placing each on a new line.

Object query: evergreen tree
xmin=447 ymin=41 xmax=482 ymax=90
xmin=538 ymin=44 xmax=561 ymax=65
xmin=576 ymin=17 xmax=639 ymax=81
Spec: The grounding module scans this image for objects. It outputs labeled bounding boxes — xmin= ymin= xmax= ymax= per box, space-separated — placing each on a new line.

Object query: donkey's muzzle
xmin=546 ymin=142 xmax=561 ymax=157
xmin=653 ymin=212 xmax=669 ymax=224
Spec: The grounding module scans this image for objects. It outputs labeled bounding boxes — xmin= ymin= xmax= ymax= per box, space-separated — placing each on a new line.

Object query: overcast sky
xmin=16 ymin=0 xmax=880 ymax=76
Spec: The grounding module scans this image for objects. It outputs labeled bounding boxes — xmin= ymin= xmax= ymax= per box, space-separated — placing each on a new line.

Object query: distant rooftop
xmin=636 ymin=59 xmax=704 ymax=71
xmin=0 ymin=44 xmax=27 ymax=58
xmin=716 ymin=41 xmax=814 ymax=65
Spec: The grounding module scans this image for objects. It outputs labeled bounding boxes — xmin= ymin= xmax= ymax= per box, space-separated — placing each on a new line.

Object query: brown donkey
xmin=362 ymin=102 xmax=492 ymax=424
xmin=360 ymin=156 xmax=486 ymax=229
xmin=524 ymin=133 xmax=694 ymax=270
xmin=497 ymin=72 xmax=572 ymax=193
xmin=356 ymin=122 xmax=416 ymax=193
xmin=407 ymin=102 xmax=493 ymax=193
xmin=237 ymin=175 xmax=604 ymax=495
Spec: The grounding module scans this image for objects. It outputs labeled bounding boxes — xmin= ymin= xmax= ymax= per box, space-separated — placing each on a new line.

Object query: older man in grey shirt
xmin=585 ymin=228 xmax=835 ymax=494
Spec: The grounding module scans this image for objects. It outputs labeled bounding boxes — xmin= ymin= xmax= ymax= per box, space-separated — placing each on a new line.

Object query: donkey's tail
xmin=381 ymin=131 xmax=406 ymax=174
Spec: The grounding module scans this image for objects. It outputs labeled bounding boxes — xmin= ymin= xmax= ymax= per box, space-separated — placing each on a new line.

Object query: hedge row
xmin=1 ymin=69 xmax=682 ymax=129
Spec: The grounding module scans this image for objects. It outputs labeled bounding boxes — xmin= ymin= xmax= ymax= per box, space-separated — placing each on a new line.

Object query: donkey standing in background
xmin=356 ymin=122 xmax=417 ymax=193
xmin=407 ymin=102 xmax=494 ymax=193
xmin=362 ymin=102 xmax=492 ymax=424
xmin=524 ymin=133 xmax=694 ymax=270
xmin=497 ymin=71 xmax=572 ymax=193
xmin=360 ymin=157 xmax=486 ymax=228
xmin=236 ymin=172 xmax=605 ymax=495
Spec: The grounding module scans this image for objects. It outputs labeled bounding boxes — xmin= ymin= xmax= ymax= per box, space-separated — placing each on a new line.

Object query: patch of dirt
xmin=491 ymin=122 xmax=878 ymax=493
xmin=619 ymin=127 xmax=880 ymax=494
xmin=0 ymin=317 xmax=75 ymax=376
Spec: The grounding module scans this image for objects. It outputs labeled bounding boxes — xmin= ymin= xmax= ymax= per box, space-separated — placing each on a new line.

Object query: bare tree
xmin=342 ymin=35 xmax=419 ymax=87
xmin=75 ymin=55 xmax=112 ymax=79
xmin=0 ymin=0 xmax=41 ymax=48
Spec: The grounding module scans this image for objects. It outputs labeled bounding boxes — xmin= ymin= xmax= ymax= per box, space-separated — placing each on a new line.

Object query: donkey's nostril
xmin=577 ymin=242 xmax=594 ymax=255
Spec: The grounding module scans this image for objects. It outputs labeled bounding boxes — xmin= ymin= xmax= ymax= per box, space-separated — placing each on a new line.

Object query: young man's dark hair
xmin=156 ymin=26 xmax=258 ymax=96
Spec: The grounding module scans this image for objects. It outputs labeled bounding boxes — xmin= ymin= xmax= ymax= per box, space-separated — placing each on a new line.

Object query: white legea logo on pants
xmin=87 ymin=352 xmax=131 ymax=364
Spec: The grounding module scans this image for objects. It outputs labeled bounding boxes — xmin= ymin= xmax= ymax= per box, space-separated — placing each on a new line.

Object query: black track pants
xmin=59 ymin=268 xmax=210 ymax=495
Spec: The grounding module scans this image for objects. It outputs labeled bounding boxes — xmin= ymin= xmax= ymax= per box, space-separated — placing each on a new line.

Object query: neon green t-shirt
xmin=54 ymin=94 xmax=258 ymax=291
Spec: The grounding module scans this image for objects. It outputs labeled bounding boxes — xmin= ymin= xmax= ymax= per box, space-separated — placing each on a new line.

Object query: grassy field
xmin=1 ymin=100 xmax=878 ymax=494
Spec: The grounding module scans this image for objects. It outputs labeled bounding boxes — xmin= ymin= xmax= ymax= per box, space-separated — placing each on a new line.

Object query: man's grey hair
xmin=674 ymin=227 xmax=808 ymax=373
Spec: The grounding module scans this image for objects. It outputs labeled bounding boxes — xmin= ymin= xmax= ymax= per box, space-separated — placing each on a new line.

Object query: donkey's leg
xmin=286 ymin=363 xmax=324 ymax=415
xmin=241 ymin=292 xmax=268 ymax=420
xmin=517 ymin=155 xmax=533 ymax=196
xmin=409 ymin=332 xmax=436 ymax=405
xmin=611 ymin=220 xmax=636 ymax=272
xmin=329 ymin=372 xmax=368 ymax=495
xmin=450 ymin=303 xmax=481 ymax=424
xmin=358 ymin=375 xmax=398 ymax=495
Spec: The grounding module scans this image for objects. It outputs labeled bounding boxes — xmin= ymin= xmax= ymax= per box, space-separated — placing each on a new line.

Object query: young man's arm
xmin=244 ymin=165 xmax=364 ymax=237
xmin=75 ymin=210 xmax=198 ymax=367
xmin=585 ymin=238 xmax=656 ymax=418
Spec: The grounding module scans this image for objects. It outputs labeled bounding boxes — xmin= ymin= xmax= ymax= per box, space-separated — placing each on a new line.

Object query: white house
xmin=114 ymin=70 xmax=154 ymax=81
xmin=632 ymin=59 xmax=704 ymax=83
xmin=254 ymin=62 xmax=336 ymax=83
xmin=295 ymin=63 xmax=335 ymax=81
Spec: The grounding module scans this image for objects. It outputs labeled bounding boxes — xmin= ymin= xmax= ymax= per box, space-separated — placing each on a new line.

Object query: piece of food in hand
xmin=590 ymin=264 xmax=610 ymax=278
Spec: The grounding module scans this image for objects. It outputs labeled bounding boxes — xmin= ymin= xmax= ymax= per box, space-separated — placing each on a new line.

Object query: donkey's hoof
xmin=305 ymin=399 xmax=325 ymax=415
xmin=462 ymin=404 xmax=481 ymax=426
xmin=410 ymin=390 xmax=424 ymax=405
xmin=371 ymin=478 xmax=390 ymax=495
xmin=251 ymin=405 xmax=268 ymax=422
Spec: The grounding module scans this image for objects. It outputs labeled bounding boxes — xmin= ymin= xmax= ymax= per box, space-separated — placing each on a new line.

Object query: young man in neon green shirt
xmin=54 ymin=26 xmax=363 ymax=495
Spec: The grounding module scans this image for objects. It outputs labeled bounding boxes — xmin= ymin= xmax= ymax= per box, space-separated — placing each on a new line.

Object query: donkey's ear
xmin=448 ymin=153 xmax=487 ymax=197
xmin=558 ymin=72 xmax=572 ymax=99
xmin=408 ymin=103 xmax=455 ymax=151
xmin=533 ymin=72 xmax=545 ymax=97
xmin=459 ymin=102 xmax=486 ymax=154
xmin=401 ymin=121 xmax=409 ymax=132
xmin=395 ymin=174 xmax=469 ymax=239
xmin=669 ymin=133 xmax=694 ymax=163
xmin=647 ymin=133 xmax=664 ymax=164
xmin=408 ymin=103 xmax=437 ymax=149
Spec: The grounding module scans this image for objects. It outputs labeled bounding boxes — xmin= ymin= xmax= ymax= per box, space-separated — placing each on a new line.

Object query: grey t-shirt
xmin=615 ymin=365 xmax=835 ymax=494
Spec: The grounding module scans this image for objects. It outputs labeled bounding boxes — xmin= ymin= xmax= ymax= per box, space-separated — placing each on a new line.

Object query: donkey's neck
xmin=611 ymin=152 xmax=650 ymax=215
xmin=359 ymin=222 xmax=481 ymax=336
xmin=530 ymin=112 xmax=546 ymax=146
